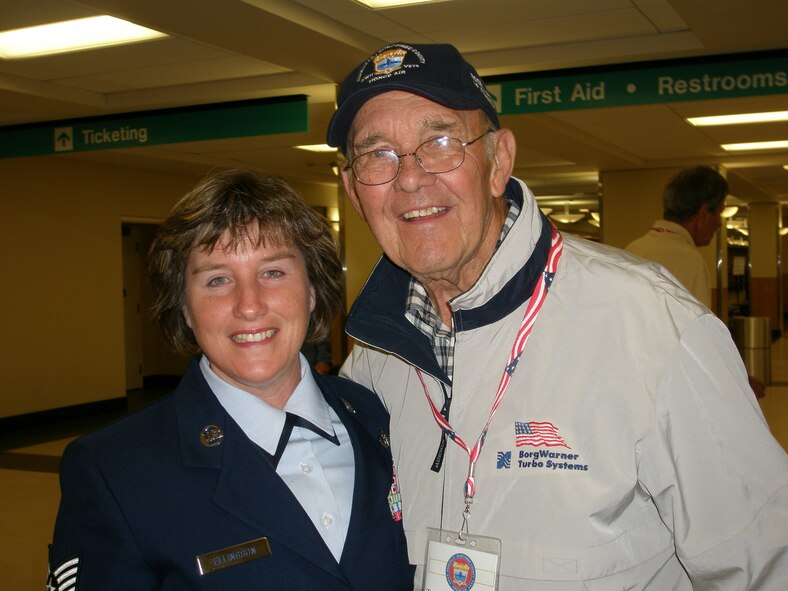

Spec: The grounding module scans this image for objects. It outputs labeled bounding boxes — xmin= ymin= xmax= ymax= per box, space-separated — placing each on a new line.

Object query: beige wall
xmin=342 ymin=192 xmax=381 ymax=314
xmin=748 ymin=202 xmax=780 ymax=330
xmin=136 ymin=223 xmax=191 ymax=379
xmin=600 ymin=167 xmax=675 ymax=249
xmin=0 ymin=156 xmax=201 ymax=418
xmin=749 ymin=202 xmax=780 ymax=279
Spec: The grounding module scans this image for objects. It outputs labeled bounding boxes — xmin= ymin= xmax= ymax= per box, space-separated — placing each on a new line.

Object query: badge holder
xmin=422 ymin=527 xmax=501 ymax=591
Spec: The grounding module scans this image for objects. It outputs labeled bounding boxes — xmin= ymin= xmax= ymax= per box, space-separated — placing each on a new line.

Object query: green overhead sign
xmin=485 ymin=52 xmax=788 ymax=115
xmin=0 ymin=95 xmax=308 ymax=159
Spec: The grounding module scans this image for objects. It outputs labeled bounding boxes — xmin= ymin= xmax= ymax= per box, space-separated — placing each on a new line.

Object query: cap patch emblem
xmin=373 ymin=48 xmax=407 ymax=76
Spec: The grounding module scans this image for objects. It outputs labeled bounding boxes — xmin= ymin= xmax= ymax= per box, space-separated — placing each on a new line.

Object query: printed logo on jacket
xmin=497 ymin=420 xmax=589 ymax=472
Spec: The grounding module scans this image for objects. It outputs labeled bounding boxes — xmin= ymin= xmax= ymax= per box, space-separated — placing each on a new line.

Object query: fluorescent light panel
xmin=722 ymin=140 xmax=788 ymax=152
xmin=687 ymin=111 xmax=788 ymax=126
xmin=295 ymin=144 xmax=337 ymax=153
xmin=353 ymin=0 xmax=449 ymax=8
xmin=550 ymin=212 xmax=585 ymax=224
xmin=720 ymin=206 xmax=738 ymax=219
xmin=0 ymin=16 xmax=166 ymax=59
xmin=549 ymin=203 xmax=585 ymax=224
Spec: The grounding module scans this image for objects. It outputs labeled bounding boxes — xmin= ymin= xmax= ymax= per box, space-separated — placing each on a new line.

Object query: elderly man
xmin=329 ymin=42 xmax=787 ymax=590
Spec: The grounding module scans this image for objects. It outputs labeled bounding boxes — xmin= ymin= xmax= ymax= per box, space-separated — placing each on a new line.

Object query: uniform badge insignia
xmin=199 ymin=424 xmax=224 ymax=447
xmin=47 ymin=554 xmax=80 ymax=591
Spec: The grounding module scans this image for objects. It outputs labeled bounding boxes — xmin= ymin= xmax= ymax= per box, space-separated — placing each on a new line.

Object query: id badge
xmin=422 ymin=527 xmax=501 ymax=591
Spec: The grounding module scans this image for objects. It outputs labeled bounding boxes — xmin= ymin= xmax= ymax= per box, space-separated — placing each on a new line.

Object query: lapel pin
xmin=199 ymin=425 xmax=224 ymax=447
xmin=342 ymin=398 xmax=357 ymax=414
xmin=378 ymin=428 xmax=390 ymax=449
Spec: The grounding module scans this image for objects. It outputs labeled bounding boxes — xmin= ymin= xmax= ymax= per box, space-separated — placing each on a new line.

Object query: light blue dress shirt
xmin=199 ymin=354 xmax=355 ymax=561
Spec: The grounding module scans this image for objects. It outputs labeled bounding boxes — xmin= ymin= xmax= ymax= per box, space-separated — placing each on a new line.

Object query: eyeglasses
xmin=345 ymin=129 xmax=495 ymax=186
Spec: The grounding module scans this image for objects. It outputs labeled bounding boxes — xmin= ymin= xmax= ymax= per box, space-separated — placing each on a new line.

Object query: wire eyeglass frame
xmin=345 ymin=129 xmax=496 ymax=186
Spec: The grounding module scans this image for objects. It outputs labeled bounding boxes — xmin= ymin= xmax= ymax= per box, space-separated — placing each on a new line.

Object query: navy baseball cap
xmin=326 ymin=42 xmax=500 ymax=154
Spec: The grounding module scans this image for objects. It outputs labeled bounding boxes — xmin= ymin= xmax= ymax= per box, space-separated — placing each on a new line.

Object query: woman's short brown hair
xmin=149 ymin=169 xmax=343 ymax=356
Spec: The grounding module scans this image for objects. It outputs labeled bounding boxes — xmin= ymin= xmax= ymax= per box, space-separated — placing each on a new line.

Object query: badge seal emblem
xmin=445 ymin=552 xmax=476 ymax=590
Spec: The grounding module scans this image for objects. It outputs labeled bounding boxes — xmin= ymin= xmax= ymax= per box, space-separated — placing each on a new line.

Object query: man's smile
xmin=401 ymin=206 xmax=447 ymax=221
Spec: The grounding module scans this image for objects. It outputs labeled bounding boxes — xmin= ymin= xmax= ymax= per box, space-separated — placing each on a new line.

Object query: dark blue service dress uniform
xmin=47 ymin=361 xmax=414 ymax=590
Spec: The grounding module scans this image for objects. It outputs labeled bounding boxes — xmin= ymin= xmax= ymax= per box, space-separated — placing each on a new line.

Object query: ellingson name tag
xmin=196 ymin=537 xmax=271 ymax=575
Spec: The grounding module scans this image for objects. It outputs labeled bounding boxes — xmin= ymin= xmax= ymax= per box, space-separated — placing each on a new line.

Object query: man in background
xmin=627 ymin=165 xmax=766 ymax=398
xmin=626 ymin=165 xmax=724 ymax=308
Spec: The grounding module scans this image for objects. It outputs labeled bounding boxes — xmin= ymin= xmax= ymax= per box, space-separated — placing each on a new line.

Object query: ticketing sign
xmin=0 ymin=95 xmax=308 ymax=159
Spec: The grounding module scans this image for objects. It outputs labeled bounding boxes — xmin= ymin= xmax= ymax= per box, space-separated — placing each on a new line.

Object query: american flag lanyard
xmin=416 ymin=224 xmax=563 ymax=540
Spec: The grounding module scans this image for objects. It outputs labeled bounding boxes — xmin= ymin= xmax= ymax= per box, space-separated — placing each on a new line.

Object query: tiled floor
xmin=761 ymin=335 xmax=788 ymax=449
xmin=0 ymin=389 xmax=169 ymax=590
xmin=3 ymin=349 xmax=788 ymax=590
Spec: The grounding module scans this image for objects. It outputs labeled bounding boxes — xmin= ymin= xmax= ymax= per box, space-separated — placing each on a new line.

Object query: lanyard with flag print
xmin=416 ymin=223 xmax=563 ymax=540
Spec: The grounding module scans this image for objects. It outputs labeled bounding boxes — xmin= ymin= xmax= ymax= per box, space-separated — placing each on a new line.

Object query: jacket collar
xmin=345 ymin=177 xmax=551 ymax=379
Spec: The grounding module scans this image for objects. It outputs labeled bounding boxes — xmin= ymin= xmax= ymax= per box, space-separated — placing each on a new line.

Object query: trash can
xmin=730 ymin=316 xmax=771 ymax=385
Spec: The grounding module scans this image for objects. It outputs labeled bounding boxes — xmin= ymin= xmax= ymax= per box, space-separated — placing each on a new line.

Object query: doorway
xmin=122 ymin=222 xmax=190 ymax=396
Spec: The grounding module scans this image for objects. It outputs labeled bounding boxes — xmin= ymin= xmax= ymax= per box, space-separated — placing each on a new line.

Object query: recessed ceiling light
xmin=353 ymin=0 xmax=450 ymax=8
xmin=721 ymin=206 xmax=739 ymax=219
xmin=550 ymin=212 xmax=585 ymax=224
xmin=295 ymin=144 xmax=337 ymax=153
xmin=549 ymin=203 xmax=585 ymax=224
xmin=687 ymin=111 xmax=788 ymax=126
xmin=0 ymin=16 xmax=166 ymax=59
xmin=722 ymin=140 xmax=788 ymax=151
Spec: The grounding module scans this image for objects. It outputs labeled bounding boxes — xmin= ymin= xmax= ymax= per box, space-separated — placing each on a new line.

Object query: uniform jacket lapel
xmin=173 ymin=361 xmax=347 ymax=583
xmin=318 ymin=376 xmax=395 ymax=569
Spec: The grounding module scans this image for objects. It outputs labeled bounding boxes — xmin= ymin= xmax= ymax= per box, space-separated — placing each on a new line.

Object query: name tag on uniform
xmin=196 ymin=537 xmax=271 ymax=575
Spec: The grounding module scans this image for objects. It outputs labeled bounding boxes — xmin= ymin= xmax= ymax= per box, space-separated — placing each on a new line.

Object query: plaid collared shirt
xmin=405 ymin=199 xmax=521 ymax=382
